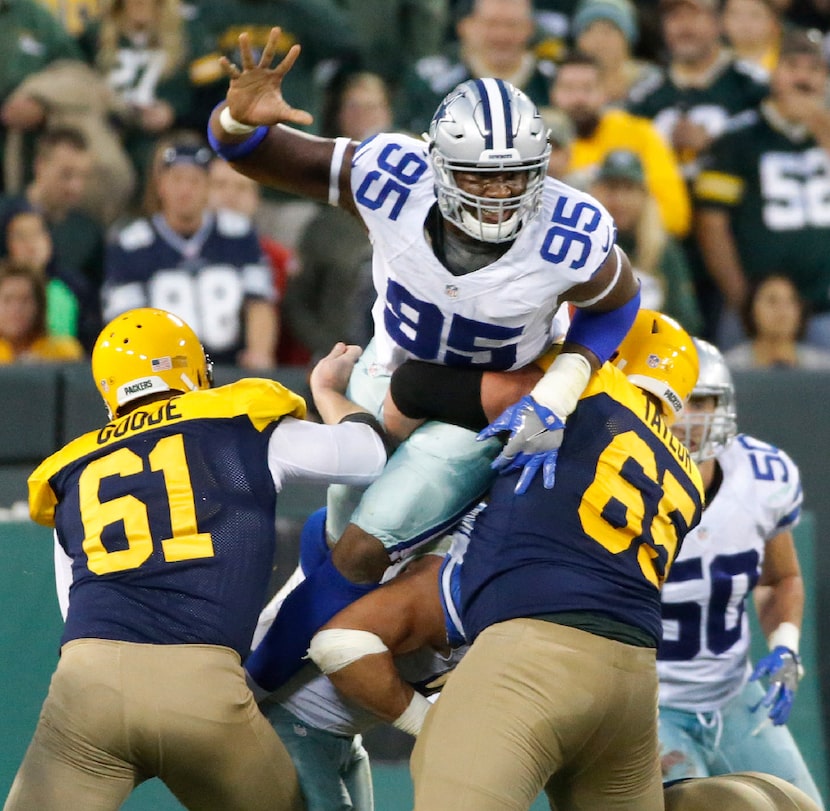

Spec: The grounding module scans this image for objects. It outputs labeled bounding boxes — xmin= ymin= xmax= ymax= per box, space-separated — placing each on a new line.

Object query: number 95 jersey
xmin=657 ymin=434 xmax=803 ymax=712
xmin=350 ymin=133 xmax=616 ymax=372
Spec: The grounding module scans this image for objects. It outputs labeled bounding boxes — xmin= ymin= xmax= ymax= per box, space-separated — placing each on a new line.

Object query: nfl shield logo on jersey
xmin=445 ymin=284 xmax=459 ymax=298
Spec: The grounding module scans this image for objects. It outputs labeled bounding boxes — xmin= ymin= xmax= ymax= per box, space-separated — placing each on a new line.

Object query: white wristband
xmin=219 ymin=106 xmax=257 ymax=135
xmin=530 ymin=352 xmax=592 ymax=419
xmin=768 ymin=621 xmax=800 ymax=654
xmin=392 ymin=691 xmax=432 ymax=737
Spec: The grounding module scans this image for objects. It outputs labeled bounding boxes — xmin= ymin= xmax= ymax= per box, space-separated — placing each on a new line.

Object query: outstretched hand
xmin=219 ymin=27 xmax=313 ymax=129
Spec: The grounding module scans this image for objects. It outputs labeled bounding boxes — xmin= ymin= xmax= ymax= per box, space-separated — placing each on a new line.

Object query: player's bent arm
xmin=531 ymin=246 xmax=640 ymax=418
xmin=267 ymin=417 xmax=386 ymax=490
xmin=226 ymin=121 xmax=358 ymax=215
xmin=754 ymin=529 xmax=805 ymax=651
xmin=384 ymin=361 xmax=545 ymax=441
xmin=309 ymin=556 xmax=447 ymax=732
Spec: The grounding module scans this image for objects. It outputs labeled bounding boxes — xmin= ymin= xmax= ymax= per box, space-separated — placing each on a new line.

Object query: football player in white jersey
xmin=207 ymin=28 xmax=641 ymax=693
xmin=252 ymin=508 xmax=464 ymax=811
xmin=658 ymin=339 xmax=823 ymax=807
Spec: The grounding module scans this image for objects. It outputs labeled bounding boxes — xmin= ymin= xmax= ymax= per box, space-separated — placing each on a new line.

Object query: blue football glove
xmin=477 ymin=395 xmax=565 ymax=495
xmin=749 ymin=646 xmax=801 ymax=726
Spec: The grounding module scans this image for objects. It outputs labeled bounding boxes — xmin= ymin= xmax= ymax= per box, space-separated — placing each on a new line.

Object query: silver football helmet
xmin=675 ymin=338 xmax=737 ymax=463
xmin=428 ymin=78 xmax=551 ymax=243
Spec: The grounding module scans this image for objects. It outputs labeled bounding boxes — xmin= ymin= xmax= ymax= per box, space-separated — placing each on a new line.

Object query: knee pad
xmin=664 ymin=773 xmax=821 ymax=811
xmin=307 ymin=629 xmax=389 ymax=675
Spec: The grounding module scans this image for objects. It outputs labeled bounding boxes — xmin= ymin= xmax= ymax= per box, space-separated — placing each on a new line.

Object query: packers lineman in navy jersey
xmin=209 ymin=27 xmax=644 ymax=698
xmin=410 ymin=311 xmax=704 ymax=810
xmin=294 ymin=310 xmax=704 ymax=810
xmin=4 ymin=309 xmax=387 ymax=811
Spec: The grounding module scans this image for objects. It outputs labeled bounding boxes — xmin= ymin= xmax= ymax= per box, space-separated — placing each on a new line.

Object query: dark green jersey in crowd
xmin=186 ymin=0 xmax=360 ymax=133
xmin=694 ymin=101 xmax=830 ymax=312
xmin=628 ymin=53 xmax=769 ymax=182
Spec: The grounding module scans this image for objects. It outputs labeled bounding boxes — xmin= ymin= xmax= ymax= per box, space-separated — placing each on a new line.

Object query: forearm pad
xmin=566 ymin=287 xmax=641 ymax=365
xmin=389 ymin=361 xmax=487 ymax=432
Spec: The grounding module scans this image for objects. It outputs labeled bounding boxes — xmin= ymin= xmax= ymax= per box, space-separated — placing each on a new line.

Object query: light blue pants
xmin=658 ymin=679 xmax=824 ymax=808
xmin=265 ymin=704 xmax=374 ymax=811
xmin=327 ymin=340 xmax=501 ymax=559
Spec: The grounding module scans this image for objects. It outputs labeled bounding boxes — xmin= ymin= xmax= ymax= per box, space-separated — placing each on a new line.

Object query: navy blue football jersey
xmin=459 ymin=364 xmax=704 ymax=645
xmin=101 ymin=210 xmax=274 ymax=364
xmin=29 ymin=379 xmax=305 ymax=657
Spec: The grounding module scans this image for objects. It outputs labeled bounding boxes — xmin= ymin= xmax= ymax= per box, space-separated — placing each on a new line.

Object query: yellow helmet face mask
xmin=611 ymin=309 xmax=699 ymax=425
xmin=92 ymin=308 xmax=212 ymax=419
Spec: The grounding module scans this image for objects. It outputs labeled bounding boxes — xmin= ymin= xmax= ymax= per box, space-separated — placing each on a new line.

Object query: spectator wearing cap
xmin=101 ymin=132 xmax=277 ymax=368
xmin=551 ymin=51 xmax=691 ymax=237
xmin=721 ymin=0 xmax=783 ymax=76
xmin=589 ymin=149 xmax=703 ymax=331
xmin=570 ymin=0 xmax=661 ymax=104
xmin=694 ymin=27 xmax=830 ymax=350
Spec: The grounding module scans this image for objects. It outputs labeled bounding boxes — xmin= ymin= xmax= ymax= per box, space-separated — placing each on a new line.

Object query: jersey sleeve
xmin=224 ymin=378 xmax=307 ymax=430
xmin=267 ymin=418 xmax=387 ymax=490
xmin=28 ymin=458 xmax=59 ymax=527
xmin=736 ymin=435 xmax=804 ymax=539
xmin=215 ymin=212 xmax=277 ymax=302
xmin=350 ymin=132 xmax=432 ymax=222
xmin=768 ymin=446 xmax=803 ymax=536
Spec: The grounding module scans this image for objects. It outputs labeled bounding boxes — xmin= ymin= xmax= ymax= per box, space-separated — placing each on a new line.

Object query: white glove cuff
xmin=530 ymin=352 xmax=592 ymax=419
xmin=392 ymin=691 xmax=432 ymax=737
xmin=219 ymin=106 xmax=257 ymax=135
xmin=768 ymin=622 xmax=800 ymax=654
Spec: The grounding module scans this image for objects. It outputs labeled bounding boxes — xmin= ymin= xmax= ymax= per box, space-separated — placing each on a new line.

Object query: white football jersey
xmin=349 ymin=132 xmax=616 ymax=372
xmin=657 ymin=434 xmax=803 ymax=712
xmin=273 ymin=647 xmax=465 ymax=737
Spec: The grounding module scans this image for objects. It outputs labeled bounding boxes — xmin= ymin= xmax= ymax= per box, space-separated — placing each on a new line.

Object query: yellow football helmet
xmin=611 ymin=309 xmax=699 ymax=425
xmin=92 ymin=308 xmax=212 ymax=418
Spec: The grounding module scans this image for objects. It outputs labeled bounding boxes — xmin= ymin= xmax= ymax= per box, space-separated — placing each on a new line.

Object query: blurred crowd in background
xmin=3 ymin=0 xmax=830 ymax=375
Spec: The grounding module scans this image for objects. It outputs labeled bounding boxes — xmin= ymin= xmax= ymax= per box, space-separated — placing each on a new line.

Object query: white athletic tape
xmin=768 ymin=621 xmax=800 ymax=654
xmin=392 ymin=691 xmax=432 ymax=737
xmin=219 ymin=106 xmax=256 ymax=135
xmin=531 ymin=352 xmax=592 ymax=418
xmin=307 ymin=628 xmax=388 ymax=674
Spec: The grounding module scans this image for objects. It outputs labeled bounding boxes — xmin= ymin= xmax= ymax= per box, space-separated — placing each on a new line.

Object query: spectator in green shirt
xmin=590 ymin=149 xmax=703 ymax=333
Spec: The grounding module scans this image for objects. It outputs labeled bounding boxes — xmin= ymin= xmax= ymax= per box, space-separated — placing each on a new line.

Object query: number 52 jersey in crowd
xmin=349 ymin=132 xmax=617 ymax=373
xmin=657 ymin=434 xmax=803 ymax=711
